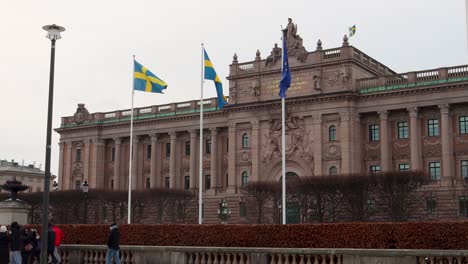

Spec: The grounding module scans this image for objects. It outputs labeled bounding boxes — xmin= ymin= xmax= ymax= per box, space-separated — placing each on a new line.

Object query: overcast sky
xmin=0 ymin=0 xmax=467 ymax=176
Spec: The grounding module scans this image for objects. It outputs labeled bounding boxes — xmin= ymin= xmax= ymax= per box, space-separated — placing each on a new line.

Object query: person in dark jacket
xmin=20 ymin=228 xmax=33 ymax=264
xmin=106 ymin=223 xmax=121 ymax=264
xmin=10 ymin=221 xmax=22 ymax=264
xmin=30 ymin=229 xmax=41 ymax=263
xmin=0 ymin=225 xmax=10 ymax=264
xmin=47 ymin=223 xmax=58 ymax=264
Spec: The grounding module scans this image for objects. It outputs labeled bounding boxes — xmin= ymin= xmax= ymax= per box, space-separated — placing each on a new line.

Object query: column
xmin=83 ymin=139 xmax=91 ymax=185
xmin=439 ymin=104 xmax=453 ymax=181
xmin=379 ymin=110 xmax=391 ymax=172
xmin=251 ymin=121 xmax=260 ymax=181
xmin=95 ymin=139 xmax=106 ymax=189
xmin=189 ymin=130 xmax=197 ymax=189
xmin=340 ymin=111 xmax=351 ymax=174
xmin=113 ymin=137 xmax=121 ymax=190
xmin=350 ymin=112 xmax=363 ymax=174
xmin=408 ymin=107 xmax=421 ymax=171
xmin=312 ymin=114 xmax=322 ymax=175
xmin=150 ymin=134 xmax=158 ymax=188
xmin=65 ymin=142 xmax=72 ymax=189
xmin=169 ymin=132 xmax=177 ymax=188
xmin=131 ymin=136 xmax=139 ymax=190
xmin=210 ymin=128 xmax=218 ymax=189
xmin=227 ymin=123 xmax=237 ymax=192
xmin=58 ymin=142 xmax=65 ymax=190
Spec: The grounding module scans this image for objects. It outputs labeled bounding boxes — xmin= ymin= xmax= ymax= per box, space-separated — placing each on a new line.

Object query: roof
xmin=0 ymin=160 xmax=45 ymax=175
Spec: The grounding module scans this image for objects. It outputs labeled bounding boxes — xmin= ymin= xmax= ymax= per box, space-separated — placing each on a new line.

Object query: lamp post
xmin=217 ymin=198 xmax=231 ymax=224
xmin=82 ymin=180 xmax=89 ymax=224
xmin=40 ymin=23 xmax=65 ymax=264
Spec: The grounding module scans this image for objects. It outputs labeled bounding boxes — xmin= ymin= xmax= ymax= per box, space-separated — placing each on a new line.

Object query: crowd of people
xmin=0 ymin=222 xmax=64 ymax=264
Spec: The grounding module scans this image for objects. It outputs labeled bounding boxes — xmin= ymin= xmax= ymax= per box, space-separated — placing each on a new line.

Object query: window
xmin=427 ymin=119 xmax=439 ymax=137
xmin=242 ymin=133 xmax=249 ymax=148
xmin=184 ymin=176 xmax=190 ymax=190
xmin=329 ymin=166 xmax=337 ymax=175
xmin=328 ymin=125 xmax=337 ymax=141
xmin=370 ymin=165 xmax=381 ymax=174
xmin=76 ymin=149 xmax=82 ymax=162
xmin=398 ymin=121 xmax=408 ymax=139
xmin=185 ymin=141 xmax=190 ymax=156
xmin=241 ymin=171 xmax=249 ymax=187
xmin=462 ymin=160 xmax=468 ymax=179
xmin=111 ymin=147 xmax=115 ymax=161
xmin=146 ymin=178 xmax=150 ymax=189
xmin=239 ymin=202 xmax=247 ymax=217
xmin=429 ymin=161 xmax=441 ymax=180
xmin=206 ymin=139 xmax=211 ymax=154
xmin=460 ymin=116 xmax=468 ymax=134
xmin=165 ymin=177 xmax=170 ymax=188
xmin=426 ymin=197 xmax=437 ymax=216
xmin=205 ymin=175 xmax=211 ymax=190
xmin=399 ymin=163 xmax=410 ymax=172
xmin=165 ymin=143 xmax=170 ymax=158
xmin=368 ymin=124 xmax=379 ymax=141
xmin=459 ymin=196 xmax=468 ymax=217
xmin=146 ymin=145 xmax=151 ymax=159
xmin=75 ymin=180 xmax=81 ymax=190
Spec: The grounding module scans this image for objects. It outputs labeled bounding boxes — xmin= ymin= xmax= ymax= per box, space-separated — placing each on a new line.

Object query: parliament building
xmin=55 ymin=22 xmax=468 ymax=223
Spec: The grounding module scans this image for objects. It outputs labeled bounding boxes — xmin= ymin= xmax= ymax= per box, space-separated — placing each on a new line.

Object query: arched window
xmin=242 ymin=133 xmax=249 ymax=148
xmin=329 ymin=166 xmax=338 ymax=175
xmin=241 ymin=171 xmax=249 ymax=187
xmin=329 ymin=125 xmax=337 ymax=141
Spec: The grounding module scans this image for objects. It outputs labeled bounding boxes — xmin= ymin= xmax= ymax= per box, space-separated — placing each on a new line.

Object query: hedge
xmin=28 ymin=221 xmax=468 ymax=249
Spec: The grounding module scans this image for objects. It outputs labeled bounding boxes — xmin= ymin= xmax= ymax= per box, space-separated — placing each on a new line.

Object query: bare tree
xmin=242 ymin=181 xmax=279 ymax=224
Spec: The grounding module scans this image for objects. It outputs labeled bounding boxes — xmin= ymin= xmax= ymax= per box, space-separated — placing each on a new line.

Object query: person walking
xmin=30 ymin=229 xmax=41 ymax=264
xmin=0 ymin=225 xmax=10 ymax=264
xmin=20 ymin=228 xmax=33 ymax=264
xmin=10 ymin=221 xmax=22 ymax=264
xmin=51 ymin=224 xmax=64 ymax=263
xmin=47 ymin=223 xmax=58 ymax=264
xmin=106 ymin=223 xmax=121 ymax=264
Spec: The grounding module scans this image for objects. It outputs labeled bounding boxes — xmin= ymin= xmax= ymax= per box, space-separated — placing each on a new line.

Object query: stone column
xmin=210 ymin=128 xmax=218 ymax=189
xmin=379 ymin=110 xmax=391 ymax=172
xmin=340 ymin=111 xmax=351 ymax=174
xmin=312 ymin=114 xmax=322 ymax=175
xmin=227 ymin=123 xmax=237 ymax=192
xmin=131 ymin=136 xmax=139 ymax=190
xmin=351 ymin=112 xmax=362 ymax=174
xmin=439 ymin=104 xmax=453 ymax=182
xmin=83 ymin=139 xmax=91 ymax=186
xmin=113 ymin=138 xmax=121 ymax=190
xmin=58 ymin=142 xmax=65 ymax=190
xmin=189 ymin=130 xmax=197 ymax=188
xmin=408 ymin=107 xmax=421 ymax=171
xmin=169 ymin=132 xmax=177 ymax=188
xmin=150 ymin=134 xmax=158 ymax=188
xmin=251 ymin=121 xmax=260 ymax=181
xmin=95 ymin=139 xmax=106 ymax=189
xmin=65 ymin=142 xmax=72 ymax=190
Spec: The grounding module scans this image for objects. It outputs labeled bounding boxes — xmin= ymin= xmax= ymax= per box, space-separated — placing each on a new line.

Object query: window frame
xmin=397 ymin=121 xmax=409 ymax=139
xmin=205 ymin=174 xmax=211 ymax=190
xmin=242 ymin=133 xmax=249 ymax=149
xmin=462 ymin=160 xmax=468 ymax=179
xmin=146 ymin=144 xmax=151 ymax=160
xmin=76 ymin=149 xmax=82 ymax=162
xmin=429 ymin=161 xmax=441 ymax=180
xmin=459 ymin=196 xmax=468 ymax=217
xmin=427 ymin=119 xmax=440 ymax=137
xmin=369 ymin=165 xmax=381 ymax=174
xmin=368 ymin=124 xmax=380 ymax=141
xmin=241 ymin=171 xmax=249 ymax=187
xmin=185 ymin=141 xmax=190 ymax=156
xmin=398 ymin=163 xmax=410 ymax=172
xmin=460 ymin=116 xmax=468 ymax=134
xmin=206 ymin=138 xmax=211 ymax=154
xmin=328 ymin=125 xmax=337 ymax=141
xmin=184 ymin=176 xmax=190 ymax=190
xmin=165 ymin=143 xmax=171 ymax=158
xmin=329 ymin=166 xmax=337 ymax=175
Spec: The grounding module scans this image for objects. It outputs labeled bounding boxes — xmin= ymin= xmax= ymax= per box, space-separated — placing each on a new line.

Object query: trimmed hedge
xmin=29 ymin=221 xmax=468 ymax=249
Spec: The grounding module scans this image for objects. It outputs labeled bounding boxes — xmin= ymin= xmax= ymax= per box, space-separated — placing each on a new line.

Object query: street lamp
xmin=40 ymin=23 xmax=65 ymax=264
xmin=82 ymin=180 xmax=89 ymax=224
xmin=217 ymin=198 xmax=231 ymax=224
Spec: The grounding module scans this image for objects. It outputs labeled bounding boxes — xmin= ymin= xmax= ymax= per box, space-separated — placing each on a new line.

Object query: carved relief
xmin=251 ymin=78 xmax=261 ymax=98
xmin=364 ymin=142 xmax=380 ymax=161
xmin=422 ymin=137 xmax=441 ymax=158
xmin=71 ymin=104 xmax=93 ymax=124
xmin=324 ymin=66 xmax=350 ymax=90
xmin=72 ymin=162 xmax=83 ymax=178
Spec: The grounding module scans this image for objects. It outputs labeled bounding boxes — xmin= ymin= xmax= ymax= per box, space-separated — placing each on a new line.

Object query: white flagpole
xmin=199 ymin=43 xmax=204 ymax=224
xmin=281 ymin=37 xmax=287 ymax=225
xmin=127 ymin=55 xmax=135 ymax=224
xmin=466 ymin=0 xmax=468 ymax=51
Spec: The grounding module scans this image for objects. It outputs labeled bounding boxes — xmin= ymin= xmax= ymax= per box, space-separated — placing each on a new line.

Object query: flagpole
xmin=199 ymin=43 xmax=204 ymax=224
xmin=280 ymin=35 xmax=287 ymax=225
xmin=128 ymin=55 xmax=135 ymax=224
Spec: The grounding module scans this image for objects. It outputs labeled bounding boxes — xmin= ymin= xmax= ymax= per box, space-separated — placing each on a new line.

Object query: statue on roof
xmin=72 ymin=104 xmax=93 ymax=124
xmin=281 ymin=18 xmax=309 ymax=63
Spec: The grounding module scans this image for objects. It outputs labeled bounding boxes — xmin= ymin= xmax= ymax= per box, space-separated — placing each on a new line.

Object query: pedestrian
xmin=47 ymin=223 xmax=58 ymax=264
xmin=20 ymin=228 xmax=33 ymax=264
xmin=10 ymin=221 xmax=22 ymax=264
xmin=106 ymin=223 xmax=121 ymax=264
xmin=51 ymin=224 xmax=64 ymax=263
xmin=30 ymin=229 xmax=41 ymax=263
xmin=0 ymin=225 xmax=10 ymax=264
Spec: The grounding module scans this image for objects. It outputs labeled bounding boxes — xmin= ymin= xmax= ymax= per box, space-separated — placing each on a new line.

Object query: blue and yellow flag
xmin=349 ymin=25 xmax=357 ymax=37
xmin=134 ymin=60 xmax=167 ymax=93
xmin=204 ymin=49 xmax=227 ymax=109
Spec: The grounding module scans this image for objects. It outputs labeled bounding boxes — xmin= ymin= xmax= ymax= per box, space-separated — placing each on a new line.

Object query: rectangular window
xmin=146 ymin=178 xmax=150 ymax=189
xmin=426 ymin=197 xmax=437 ymax=216
xmin=460 ymin=116 xmax=468 ymax=134
xmin=462 ymin=160 xmax=468 ymax=179
xmin=368 ymin=124 xmax=380 ymax=141
xmin=370 ymin=165 xmax=381 ymax=174
xmin=185 ymin=141 xmax=190 ymax=156
xmin=76 ymin=149 xmax=82 ymax=162
xmin=399 ymin=163 xmax=410 ymax=172
xmin=427 ymin=119 xmax=439 ymax=137
xmin=75 ymin=180 xmax=81 ymax=190
xmin=206 ymin=139 xmax=211 ymax=154
xmin=146 ymin=145 xmax=151 ymax=159
xmin=239 ymin=202 xmax=247 ymax=217
xmin=184 ymin=176 xmax=190 ymax=190
xmin=165 ymin=143 xmax=170 ymax=158
xmin=205 ymin=175 xmax=211 ymax=190
xmin=429 ymin=161 xmax=441 ymax=180
xmin=398 ymin=121 xmax=408 ymax=139
xmin=165 ymin=177 xmax=170 ymax=188
xmin=459 ymin=196 xmax=468 ymax=217
xmin=111 ymin=147 xmax=115 ymax=161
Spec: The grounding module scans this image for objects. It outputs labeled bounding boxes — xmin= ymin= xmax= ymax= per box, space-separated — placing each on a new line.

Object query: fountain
xmin=0 ymin=179 xmax=31 ymax=224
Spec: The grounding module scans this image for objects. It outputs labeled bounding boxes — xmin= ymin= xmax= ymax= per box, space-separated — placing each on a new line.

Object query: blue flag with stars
xmin=279 ymin=36 xmax=291 ymax=99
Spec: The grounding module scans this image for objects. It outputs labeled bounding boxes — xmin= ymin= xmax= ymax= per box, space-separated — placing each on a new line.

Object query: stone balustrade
xmin=57 ymin=245 xmax=468 ymax=264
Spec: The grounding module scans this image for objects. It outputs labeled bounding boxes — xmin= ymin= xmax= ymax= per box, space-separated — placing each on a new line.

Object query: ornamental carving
xmin=71 ymin=104 xmax=93 ymax=124
xmin=72 ymin=162 xmax=83 ymax=178
xmin=251 ymin=78 xmax=261 ymax=98
xmin=324 ymin=66 xmax=350 ymax=90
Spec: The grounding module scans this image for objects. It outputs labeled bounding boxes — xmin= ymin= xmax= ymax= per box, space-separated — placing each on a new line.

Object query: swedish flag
xmin=134 ymin=60 xmax=167 ymax=93
xmin=204 ymin=49 xmax=227 ymax=109
xmin=349 ymin=25 xmax=357 ymax=37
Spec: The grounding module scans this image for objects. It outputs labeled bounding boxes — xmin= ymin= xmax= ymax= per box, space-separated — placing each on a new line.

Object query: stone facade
xmin=55 ymin=23 xmax=468 ymax=223
xmin=0 ymin=160 xmax=55 ymax=193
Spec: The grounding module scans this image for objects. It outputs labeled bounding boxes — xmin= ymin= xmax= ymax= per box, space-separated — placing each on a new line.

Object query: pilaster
xmin=378 ymin=110 xmax=391 ymax=172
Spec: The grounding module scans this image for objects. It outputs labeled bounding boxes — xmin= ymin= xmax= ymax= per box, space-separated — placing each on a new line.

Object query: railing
xmin=416 ymin=70 xmax=439 ymax=82
xmin=323 ymin=48 xmax=341 ymax=59
xmin=386 ymin=73 xmax=408 ymax=86
xmin=448 ymin=65 xmax=468 ymax=78
xmin=238 ymin=62 xmax=255 ymax=72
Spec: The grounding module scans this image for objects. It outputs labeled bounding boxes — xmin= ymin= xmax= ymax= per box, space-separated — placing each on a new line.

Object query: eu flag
xmin=134 ymin=60 xmax=167 ymax=93
xmin=279 ymin=37 xmax=291 ymax=99
xmin=204 ymin=49 xmax=228 ymax=109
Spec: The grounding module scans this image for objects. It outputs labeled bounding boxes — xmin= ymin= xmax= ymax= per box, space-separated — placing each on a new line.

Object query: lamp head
xmin=42 ymin=24 xmax=65 ymax=41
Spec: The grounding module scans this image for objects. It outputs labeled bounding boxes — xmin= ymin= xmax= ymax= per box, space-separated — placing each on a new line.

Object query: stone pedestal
xmin=0 ymin=199 xmax=31 ymax=225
